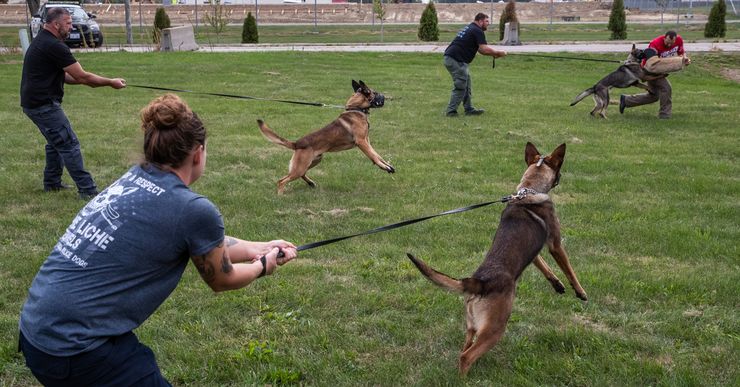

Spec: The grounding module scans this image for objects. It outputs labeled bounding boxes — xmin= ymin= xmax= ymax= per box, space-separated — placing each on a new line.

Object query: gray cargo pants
xmin=444 ymin=55 xmax=475 ymax=115
xmin=623 ymin=76 xmax=672 ymax=118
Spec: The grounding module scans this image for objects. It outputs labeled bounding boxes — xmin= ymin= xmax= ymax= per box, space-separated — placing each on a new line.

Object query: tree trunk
xmin=124 ymin=0 xmax=133 ymax=44
xmin=26 ymin=0 xmax=41 ymax=16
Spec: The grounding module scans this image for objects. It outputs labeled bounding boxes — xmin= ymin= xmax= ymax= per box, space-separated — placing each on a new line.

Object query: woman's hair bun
xmin=140 ymin=93 xmax=193 ymax=132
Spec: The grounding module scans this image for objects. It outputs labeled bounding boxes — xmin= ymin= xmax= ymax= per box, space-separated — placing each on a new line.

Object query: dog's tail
xmin=407 ymin=253 xmax=471 ymax=293
xmin=257 ymin=119 xmax=296 ymax=150
xmin=570 ymin=87 xmax=595 ymax=106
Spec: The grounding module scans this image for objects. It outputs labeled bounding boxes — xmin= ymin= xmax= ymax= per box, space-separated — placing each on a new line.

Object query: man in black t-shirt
xmin=21 ymin=7 xmax=126 ymax=199
xmin=443 ymin=13 xmax=506 ymax=117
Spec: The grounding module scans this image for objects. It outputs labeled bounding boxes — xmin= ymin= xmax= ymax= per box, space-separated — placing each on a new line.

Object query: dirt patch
xmin=719 ymin=68 xmax=740 ymax=83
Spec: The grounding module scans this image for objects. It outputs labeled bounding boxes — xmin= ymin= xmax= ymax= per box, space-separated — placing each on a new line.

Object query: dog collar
xmin=502 ymin=188 xmax=540 ymax=202
xmin=346 ymin=108 xmax=370 ymax=114
xmin=515 ymin=188 xmax=540 ymax=199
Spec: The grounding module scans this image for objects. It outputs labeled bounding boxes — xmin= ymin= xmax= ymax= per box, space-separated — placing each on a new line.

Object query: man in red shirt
xmin=620 ymin=31 xmax=691 ymax=119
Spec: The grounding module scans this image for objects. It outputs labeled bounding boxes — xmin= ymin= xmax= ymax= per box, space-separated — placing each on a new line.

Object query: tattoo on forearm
xmin=221 ymin=250 xmax=233 ymax=274
xmin=192 ymin=254 xmax=215 ymax=283
xmin=226 ymin=237 xmax=238 ymax=247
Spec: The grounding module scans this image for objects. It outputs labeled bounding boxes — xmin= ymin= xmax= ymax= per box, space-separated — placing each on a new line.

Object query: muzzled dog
xmin=407 ymin=142 xmax=588 ymax=376
xmin=570 ymin=44 xmax=652 ymax=118
xmin=258 ymin=80 xmax=394 ymax=194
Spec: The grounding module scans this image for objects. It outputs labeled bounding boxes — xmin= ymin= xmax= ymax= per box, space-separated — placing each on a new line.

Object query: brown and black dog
xmin=257 ymin=80 xmax=395 ymax=194
xmin=570 ymin=44 xmax=652 ymax=118
xmin=407 ymin=142 xmax=588 ymax=375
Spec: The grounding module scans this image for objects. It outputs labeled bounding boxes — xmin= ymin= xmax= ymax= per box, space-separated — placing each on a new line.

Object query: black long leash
xmin=493 ymin=53 xmax=622 ymax=68
xmin=127 ymin=84 xmax=343 ymax=108
xmin=512 ymin=53 xmax=623 ymax=64
xmin=278 ymin=193 xmax=528 ymax=257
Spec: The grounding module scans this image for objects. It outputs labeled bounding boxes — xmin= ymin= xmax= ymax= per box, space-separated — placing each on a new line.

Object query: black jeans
xmin=23 ymin=102 xmax=97 ymax=194
xmin=19 ymin=331 xmax=170 ymax=387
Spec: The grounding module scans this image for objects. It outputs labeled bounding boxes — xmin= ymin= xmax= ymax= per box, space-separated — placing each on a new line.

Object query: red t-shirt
xmin=648 ymin=35 xmax=685 ymax=57
xmin=641 ymin=35 xmax=685 ymax=67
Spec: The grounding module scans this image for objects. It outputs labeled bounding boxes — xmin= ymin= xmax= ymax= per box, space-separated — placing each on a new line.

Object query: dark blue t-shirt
xmin=19 ymin=164 xmax=225 ymax=356
xmin=20 ymin=29 xmax=77 ymax=109
xmin=444 ymin=22 xmax=488 ymax=64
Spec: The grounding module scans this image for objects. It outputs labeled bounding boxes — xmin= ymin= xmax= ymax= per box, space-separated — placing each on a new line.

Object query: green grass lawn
xmin=0 ymin=51 xmax=738 ymax=385
xmin=1 ymin=22 xmax=738 ymax=48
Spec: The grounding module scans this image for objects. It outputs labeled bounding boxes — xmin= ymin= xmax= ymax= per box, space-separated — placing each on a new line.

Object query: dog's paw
xmin=551 ymin=279 xmax=566 ymax=294
xmin=575 ymin=290 xmax=588 ymax=302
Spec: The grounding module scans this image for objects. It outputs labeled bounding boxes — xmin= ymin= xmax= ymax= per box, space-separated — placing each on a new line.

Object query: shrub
xmin=608 ymin=0 xmax=627 ymax=40
xmin=499 ymin=0 xmax=519 ymax=42
xmin=704 ymin=0 xmax=727 ymax=38
xmin=152 ymin=7 xmax=171 ymax=45
xmin=242 ymin=12 xmax=259 ymax=44
xmin=418 ymin=1 xmax=439 ymax=42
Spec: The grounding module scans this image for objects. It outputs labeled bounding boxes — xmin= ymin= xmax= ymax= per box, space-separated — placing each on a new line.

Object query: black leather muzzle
xmin=370 ymin=93 xmax=385 ymax=108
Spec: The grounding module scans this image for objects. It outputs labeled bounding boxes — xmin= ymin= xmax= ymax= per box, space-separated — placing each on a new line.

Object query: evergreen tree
xmin=499 ymin=0 xmax=519 ymax=42
xmin=152 ymin=7 xmax=171 ymax=44
xmin=608 ymin=0 xmax=627 ymax=40
xmin=242 ymin=12 xmax=259 ymax=44
xmin=418 ymin=1 xmax=439 ymax=42
xmin=704 ymin=0 xmax=727 ymax=38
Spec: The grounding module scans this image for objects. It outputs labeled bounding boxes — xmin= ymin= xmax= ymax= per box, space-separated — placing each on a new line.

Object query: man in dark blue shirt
xmin=20 ymin=7 xmax=126 ymax=199
xmin=443 ymin=13 xmax=506 ymax=117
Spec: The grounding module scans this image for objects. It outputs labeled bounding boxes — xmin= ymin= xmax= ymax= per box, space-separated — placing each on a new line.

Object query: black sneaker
xmin=619 ymin=95 xmax=626 ymax=114
xmin=44 ymin=183 xmax=72 ymax=192
xmin=79 ymin=191 xmax=99 ymax=200
xmin=445 ymin=111 xmax=459 ymax=117
xmin=465 ymin=109 xmax=485 ymax=116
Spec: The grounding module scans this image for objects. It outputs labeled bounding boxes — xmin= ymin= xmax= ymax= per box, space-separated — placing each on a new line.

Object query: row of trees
xmin=148 ymin=0 xmax=727 ymax=46
xmin=609 ymin=0 xmax=727 ymax=39
xmin=418 ymin=0 xmax=519 ymax=42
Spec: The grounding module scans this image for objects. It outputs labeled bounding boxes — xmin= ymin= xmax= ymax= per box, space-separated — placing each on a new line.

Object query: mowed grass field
xmin=0 ymin=50 xmax=738 ymax=385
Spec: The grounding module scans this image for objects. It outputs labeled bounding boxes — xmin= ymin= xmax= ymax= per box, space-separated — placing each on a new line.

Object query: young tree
xmin=499 ymin=0 xmax=519 ymax=42
xmin=242 ymin=12 xmax=259 ymax=44
xmin=704 ymin=0 xmax=727 ymax=38
xmin=372 ymin=0 xmax=386 ymax=23
xmin=654 ymin=0 xmax=669 ymax=24
xmin=418 ymin=1 xmax=439 ymax=42
xmin=373 ymin=0 xmax=386 ymax=42
xmin=204 ymin=0 xmax=229 ymax=42
xmin=608 ymin=0 xmax=627 ymax=40
xmin=152 ymin=7 xmax=171 ymax=45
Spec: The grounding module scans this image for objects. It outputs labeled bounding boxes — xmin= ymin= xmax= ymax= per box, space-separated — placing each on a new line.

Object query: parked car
xmin=30 ymin=1 xmax=103 ymax=48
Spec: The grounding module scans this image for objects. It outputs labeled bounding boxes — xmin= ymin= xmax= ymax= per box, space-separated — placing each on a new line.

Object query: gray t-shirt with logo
xmin=20 ymin=164 xmax=224 ymax=356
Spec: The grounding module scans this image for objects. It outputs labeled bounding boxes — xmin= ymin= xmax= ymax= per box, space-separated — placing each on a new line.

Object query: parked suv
xmin=30 ymin=1 xmax=103 ymax=48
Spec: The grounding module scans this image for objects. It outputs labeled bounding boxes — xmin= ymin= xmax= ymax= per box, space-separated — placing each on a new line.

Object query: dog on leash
xmin=257 ymin=80 xmax=395 ymax=194
xmin=406 ymin=142 xmax=588 ymax=375
xmin=570 ymin=44 xmax=651 ymax=118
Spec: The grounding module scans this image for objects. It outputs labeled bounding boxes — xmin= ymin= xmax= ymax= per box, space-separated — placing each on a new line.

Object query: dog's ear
xmin=548 ymin=143 xmax=567 ymax=170
xmin=525 ymin=142 xmax=540 ymax=165
xmin=632 ymin=43 xmax=636 ymax=51
xmin=352 ymin=80 xmax=361 ymax=92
